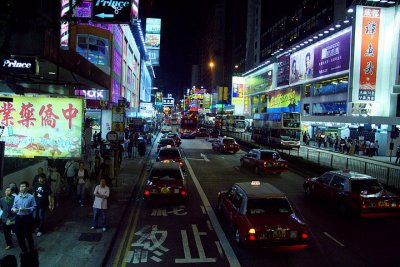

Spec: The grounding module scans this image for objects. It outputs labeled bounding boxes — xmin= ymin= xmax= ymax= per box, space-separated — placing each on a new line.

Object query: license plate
xmin=273 ymin=229 xmax=286 ymax=238
xmin=160 ymin=187 xmax=170 ymax=194
xmin=378 ymin=201 xmax=390 ymax=207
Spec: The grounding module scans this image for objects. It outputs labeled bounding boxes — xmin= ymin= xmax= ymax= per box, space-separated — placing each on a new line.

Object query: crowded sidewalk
xmin=0 ymin=141 xmax=155 ymax=266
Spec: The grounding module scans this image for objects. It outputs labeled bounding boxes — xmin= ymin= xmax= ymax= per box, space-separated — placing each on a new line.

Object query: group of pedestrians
xmin=0 ymin=158 xmax=111 ymax=264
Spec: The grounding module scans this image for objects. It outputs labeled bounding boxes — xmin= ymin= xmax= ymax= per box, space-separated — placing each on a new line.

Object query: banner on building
xmin=266 ymin=86 xmax=301 ymax=113
xmin=232 ymin=77 xmax=245 ymax=98
xmin=145 ymin=18 xmax=161 ymax=66
xmin=244 ymin=66 xmax=273 ymax=95
xmin=244 ymin=96 xmax=250 ymax=115
xmin=358 ymin=7 xmax=381 ymax=101
xmin=0 ymin=96 xmax=83 ymax=158
xmin=277 ymin=55 xmax=290 ymax=86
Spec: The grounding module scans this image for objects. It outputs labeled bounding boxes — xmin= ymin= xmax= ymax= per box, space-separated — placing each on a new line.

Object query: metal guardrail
xmin=222 ymin=130 xmax=400 ymax=190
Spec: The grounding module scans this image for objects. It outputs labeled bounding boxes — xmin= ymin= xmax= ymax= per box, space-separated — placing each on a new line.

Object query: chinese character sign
xmin=359 ymin=7 xmax=381 ymax=101
xmin=0 ymin=96 xmax=83 ymax=158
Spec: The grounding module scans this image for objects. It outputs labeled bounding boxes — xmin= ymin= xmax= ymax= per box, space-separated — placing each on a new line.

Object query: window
xmin=76 ymin=34 xmax=110 ymax=74
xmin=232 ymin=192 xmax=243 ymax=209
xmin=318 ymin=173 xmax=333 ymax=185
xmin=330 ymin=176 xmax=345 ymax=190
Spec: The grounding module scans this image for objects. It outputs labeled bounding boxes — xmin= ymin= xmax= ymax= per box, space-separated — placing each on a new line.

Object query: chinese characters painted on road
xmin=359 ymin=7 xmax=381 ymax=101
xmin=0 ymin=96 xmax=83 ymax=158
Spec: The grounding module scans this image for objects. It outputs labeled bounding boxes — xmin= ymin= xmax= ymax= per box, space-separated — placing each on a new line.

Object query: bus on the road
xmin=252 ymin=112 xmax=301 ymax=149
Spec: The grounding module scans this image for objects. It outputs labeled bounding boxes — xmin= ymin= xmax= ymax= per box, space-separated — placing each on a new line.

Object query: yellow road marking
xmin=113 ymin=203 xmax=138 ymax=267
xmin=121 ymin=205 xmax=141 ymax=267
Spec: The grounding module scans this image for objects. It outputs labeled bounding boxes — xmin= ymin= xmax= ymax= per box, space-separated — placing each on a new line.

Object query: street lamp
xmin=209 ymin=61 xmax=215 ymax=69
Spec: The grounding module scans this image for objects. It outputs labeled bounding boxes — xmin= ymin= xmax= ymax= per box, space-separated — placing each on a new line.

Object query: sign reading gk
xmin=93 ymin=0 xmax=131 ymax=23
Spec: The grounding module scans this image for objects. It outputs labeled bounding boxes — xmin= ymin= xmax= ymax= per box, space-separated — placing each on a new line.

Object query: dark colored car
xmin=206 ymin=129 xmax=220 ymax=142
xmin=164 ymin=132 xmax=182 ymax=147
xmin=303 ymin=170 xmax=400 ymax=218
xmin=197 ymin=127 xmax=209 ymax=137
xmin=217 ymin=181 xmax=309 ymax=249
xmin=240 ymin=149 xmax=288 ymax=175
xmin=143 ymin=162 xmax=187 ymax=203
xmin=157 ymin=138 xmax=176 ymax=152
xmin=212 ymin=137 xmax=240 ymax=153
xmin=156 ymin=147 xmax=184 ymax=167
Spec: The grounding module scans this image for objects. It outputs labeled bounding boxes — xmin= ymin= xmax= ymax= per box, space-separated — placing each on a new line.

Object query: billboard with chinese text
xmin=0 ymin=96 xmax=83 ymax=158
xmin=266 ymin=87 xmax=301 ymax=113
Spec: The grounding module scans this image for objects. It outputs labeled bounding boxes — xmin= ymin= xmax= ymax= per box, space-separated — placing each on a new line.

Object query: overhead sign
xmin=74 ymin=89 xmax=109 ymax=100
xmin=162 ymin=97 xmax=174 ymax=107
xmin=0 ymin=96 xmax=83 ymax=158
xmin=145 ymin=18 xmax=161 ymax=66
xmin=2 ymin=56 xmax=38 ymax=75
xmin=92 ymin=0 xmax=131 ymax=23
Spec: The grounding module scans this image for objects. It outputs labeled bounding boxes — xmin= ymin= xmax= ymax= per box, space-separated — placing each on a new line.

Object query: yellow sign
xmin=0 ymin=96 xmax=83 ymax=158
xmin=112 ymin=122 xmax=125 ymax=132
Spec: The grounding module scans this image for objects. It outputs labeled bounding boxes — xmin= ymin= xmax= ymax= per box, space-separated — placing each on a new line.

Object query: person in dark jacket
xmin=138 ymin=138 xmax=146 ymax=157
xmin=0 ymin=188 xmax=16 ymax=250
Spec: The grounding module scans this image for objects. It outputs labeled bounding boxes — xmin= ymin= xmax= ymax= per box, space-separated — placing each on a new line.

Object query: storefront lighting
xmin=313 ymin=36 xmax=318 ymax=39
xmin=347 ymin=8 xmax=354 ymax=13
xmin=296 ymin=45 xmax=300 ymax=48
xmin=329 ymin=27 xmax=335 ymax=31
xmin=387 ymin=1 xmax=395 ymax=3
xmin=324 ymin=30 xmax=329 ymax=34
xmin=381 ymin=0 xmax=388 ymax=3
xmin=279 ymin=48 xmax=283 ymax=51
xmin=335 ymin=24 xmax=341 ymax=28
xmin=318 ymin=33 xmax=323 ymax=36
xmin=344 ymin=19 xmax=350 ymax=24
xmin=308 ymin=39 xmax=313 ymax=42
xmin=300 ymin=43 xmax=304 ymax=46
xmin=304 ymin=41 xmax=308 ymax=44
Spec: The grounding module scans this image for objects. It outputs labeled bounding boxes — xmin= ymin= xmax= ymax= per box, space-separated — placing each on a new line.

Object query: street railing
xmin=222 ymin=130 xmax=400 ymax=190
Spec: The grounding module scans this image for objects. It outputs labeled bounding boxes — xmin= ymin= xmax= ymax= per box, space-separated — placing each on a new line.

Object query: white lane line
xmin=206 ymin=220 xmax=213 ymax=231
xmin=184 ymin=158 xmax=241 ymax=267
xmin=323 ymin=232 xmax=345 ymax=247
xmin=200 ymin=153 xmax=210 ymax=162
xmin=186 ymin=158 xmax=204 ymax=161
xmin=200 ymin=205 xmax=206 ymax=215
xmin=215 ymin=241 xmax=224 ymax=258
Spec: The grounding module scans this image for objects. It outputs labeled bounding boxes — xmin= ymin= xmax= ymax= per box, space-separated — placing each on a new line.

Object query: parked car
xmin=212 ymin=137 xmax=240 ymax=154
xmin=143 ymin=161 xmax=187 ymax=203
xmin=240 ymin=149 xmax=288 ymax=175
xmin=303 ymin=170 xmax=400 ymax=218
xmin=206 ymin=129 xmax=220 ymax=142
xmin=217 ymin=181 xmax=309 ymax=249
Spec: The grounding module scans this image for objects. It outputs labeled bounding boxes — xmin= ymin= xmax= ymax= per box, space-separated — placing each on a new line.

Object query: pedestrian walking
xmin=32 ymin=167 xmax=47 ymax=188
xmin=63 ymin=159 xmax=78 ymax=196
xmin=11 ymin=181 xmax=36 ymax=253
xmin=33 ymin=175 xmax=54 ymax=237
xmin=395 ymin=145 xmax=400 ymax=164
xmin=76 ymin=162 xmax=89 ymax=206
xmin=49 ymin=166 xmax=62 ymax=207
xmin=91 ymin=178 xmax=110 ymax=232
xmin=0 ymin=188 xmax=16 ymax=250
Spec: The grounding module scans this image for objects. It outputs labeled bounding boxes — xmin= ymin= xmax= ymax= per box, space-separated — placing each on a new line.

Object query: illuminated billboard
xmin=145 ymin=18 xmax=161 ymax=66
xmin=232 ymin=76 xmax=245 ymax=98
xmin=266 ymin=86 xmax=301 ymax=113
xmin=244 ymin=65 xmax=273 ymax=95
xmin=0 ymin=96 xmax=83 ymax=158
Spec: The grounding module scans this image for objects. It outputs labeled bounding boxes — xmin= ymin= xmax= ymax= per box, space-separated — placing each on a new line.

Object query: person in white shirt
xmin=90 ymin=178 xmax=110 ymax=232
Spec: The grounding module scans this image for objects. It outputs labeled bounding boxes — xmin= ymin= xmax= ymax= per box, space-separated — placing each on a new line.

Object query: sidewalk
xmin=0 ymin=143 xmax=154 ymax=266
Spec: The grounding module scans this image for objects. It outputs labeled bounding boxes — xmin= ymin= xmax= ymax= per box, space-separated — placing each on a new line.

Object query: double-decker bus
xmin=226 ymin=115 xmax=246 ymax=133
xmin=252 ymin=112 xmax=301 ymax=149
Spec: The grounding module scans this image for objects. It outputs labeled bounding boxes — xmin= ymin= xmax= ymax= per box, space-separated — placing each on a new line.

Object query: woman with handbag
xmin=0 ymin=187 xmax=16 ymax=250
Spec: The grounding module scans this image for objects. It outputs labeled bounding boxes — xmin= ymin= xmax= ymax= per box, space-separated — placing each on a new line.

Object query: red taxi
xmin=156 ymin=146 xmax=184 ymax=167
xmin=143 ymin=162 xmax=187 ymax=203
xmin=212 ymin=137 xmax=240 ymax=154
xmin=157 ymin=138 xmax=176 ymax=152
xmin=303 ymin=170 xmax=400 ymax=218
xmin=240 ymin=149 xmax=288 ymax=175
xmin=217 ymin=181 xmax=309 ymax=249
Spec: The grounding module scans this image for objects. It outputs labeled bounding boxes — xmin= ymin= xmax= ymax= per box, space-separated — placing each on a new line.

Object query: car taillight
xmin=181 ymin=190 xmax=187 ymax=196
xmin=144 ymin=190 xmax=150 ymax=196
xmin=179 ymin=161 xmax=183 ymax=166
xmin=248 ymin=228 xmax=256 ymax=241
xmin=301 ymin=232 xmax=309 ymax=239
xmin=362 ymin=203 xmax=367 ymax=209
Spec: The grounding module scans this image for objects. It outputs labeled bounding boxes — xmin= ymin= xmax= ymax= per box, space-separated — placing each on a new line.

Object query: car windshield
xmin=246 ymin=198 xmax=292 ymax=215
xmin=150 ymin=169 xmax=183 ymax=181
xmin=351 ymin=179 xmax=383 ymax=193
xmin=223 ymin=139 xmax=235 ymax=144
xmin=159 ymin=150 xmax=180 ymax=158
xmin=260 ymin=151 xmax=280 ymax=159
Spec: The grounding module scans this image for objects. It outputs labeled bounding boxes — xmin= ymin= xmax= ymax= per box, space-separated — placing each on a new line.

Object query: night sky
xmin=140 ymin=0 xmax=212 ymax=99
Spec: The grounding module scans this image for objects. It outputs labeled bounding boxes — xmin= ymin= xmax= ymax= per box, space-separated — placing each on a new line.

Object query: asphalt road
xmin=108 ymin=137 xmax=400 ymax=267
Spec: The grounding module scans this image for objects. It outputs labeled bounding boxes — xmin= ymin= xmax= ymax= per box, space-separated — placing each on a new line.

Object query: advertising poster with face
xmin=289 ymin=54 xmax=300 ymax=84
xmin=299 ymin=48 xmax=314 ymax=80
xmin=267 ymin=87 xmax=301 ymax=113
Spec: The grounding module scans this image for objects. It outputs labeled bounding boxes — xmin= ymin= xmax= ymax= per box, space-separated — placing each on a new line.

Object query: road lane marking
xmin=200 ymin=205 xmax=206 ymax=215
xmin=200 ymin=153 xmax=210 ymax=162
xmin=175 ymin=224 xmax=216 ymax=263
xmin=184 ymin=158 xmax=241 ymax=267
xmin=113 ymin=198 xmax=139 ymax=267
xmin=120 ymin=206 xmax=142 ymax=267
xmin=207 ymin=220 xmax=213 ymax=231
xmin=215 ymin=241 xmax=224 ymax=258
xmin=323 ymin=232 xmax=345 ymax=247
